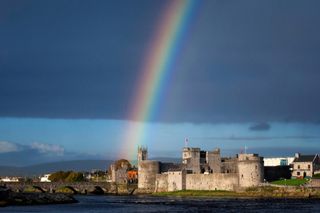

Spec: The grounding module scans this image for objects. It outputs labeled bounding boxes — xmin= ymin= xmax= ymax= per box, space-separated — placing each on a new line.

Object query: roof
xmin=160 ymin=162 xmax=184 ymax=172
xmin=293 ymin=154 xmax=318 ymax=163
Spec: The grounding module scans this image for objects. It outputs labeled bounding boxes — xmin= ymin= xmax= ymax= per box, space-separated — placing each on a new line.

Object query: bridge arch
xmin=56 ymin=186 xmax=79 ymax=194
xmin=32 ymin=185 xmax=46 ymax=193
xmin=90 ymin=186 xmax=105 ymax=195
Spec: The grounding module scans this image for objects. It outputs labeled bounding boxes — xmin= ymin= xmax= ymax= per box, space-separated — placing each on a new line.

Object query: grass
xmin=153 ymin=187 xmax=320 ymax=199
xmin=271 ymin=179 xmax=309 ymax=186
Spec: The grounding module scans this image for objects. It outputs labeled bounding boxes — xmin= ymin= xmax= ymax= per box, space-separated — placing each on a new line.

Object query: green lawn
xmin=271 ymin=178 xmax=309 ymax=186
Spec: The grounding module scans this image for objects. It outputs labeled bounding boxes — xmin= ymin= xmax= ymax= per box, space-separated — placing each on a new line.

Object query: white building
xmin=264 ymin=157 xmax=295 ymax=167
xmin=40 ymin=174 xmax=51 ymax=182
xmin=0 ymin=177 xmax=20 ymax=182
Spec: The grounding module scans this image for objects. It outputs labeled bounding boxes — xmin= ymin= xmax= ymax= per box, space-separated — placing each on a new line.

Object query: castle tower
xmin=237 ymin=154 xmax=264 ymax=188
xmin=206 ymin=148 xmax=221 ymax=173
xmin=138 ymin=160 xmax=160 ymax=192
xmin=182 ymin=147 xmax=201 ymax=173
xmin=137 ymin=146 xmax=148 ymax=164
xmin=137 ymin=145 xmax=160 ymax=192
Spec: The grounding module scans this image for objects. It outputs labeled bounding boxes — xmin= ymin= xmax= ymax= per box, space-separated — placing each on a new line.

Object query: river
xmin=2 ymin=195 xmax=320 ymax=212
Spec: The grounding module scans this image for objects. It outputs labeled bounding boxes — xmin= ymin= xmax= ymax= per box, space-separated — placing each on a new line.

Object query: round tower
xmin=138 ymin=160 xmax=159 ymax=192
xmin=237 ymin=154 xmax=264 ymax=188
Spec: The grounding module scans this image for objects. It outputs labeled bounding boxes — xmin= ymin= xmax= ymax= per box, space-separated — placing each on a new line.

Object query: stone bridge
xmin=1 ymin=182 xmax=137 ymax=195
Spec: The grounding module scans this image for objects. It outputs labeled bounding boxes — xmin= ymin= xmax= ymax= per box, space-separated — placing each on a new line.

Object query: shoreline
xmin=151 ymin=187 xmax=320 ymax=199
xmin=2 ymin=186 xmax=320 ymax=207
xmin=0 ymin=191 xmax=78 ymax=207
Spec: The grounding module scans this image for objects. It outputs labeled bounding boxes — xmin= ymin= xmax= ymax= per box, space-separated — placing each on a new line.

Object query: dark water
xmin=2 ymin=195 xmax=320 ymax=212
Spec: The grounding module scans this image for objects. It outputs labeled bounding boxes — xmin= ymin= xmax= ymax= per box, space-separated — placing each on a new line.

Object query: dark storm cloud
xmin=249 ymin=123 xmax=271 ymax=131
xmin=1 ymin=0 xmax=320 ymax=123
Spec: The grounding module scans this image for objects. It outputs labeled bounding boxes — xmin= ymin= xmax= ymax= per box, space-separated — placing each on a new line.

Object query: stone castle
xmin=137 ymin=146 xmax=264 ymax=192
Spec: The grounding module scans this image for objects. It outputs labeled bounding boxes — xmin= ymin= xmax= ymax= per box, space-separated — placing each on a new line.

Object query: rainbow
xmin=120 ymin=0 xmax=200 ymax=160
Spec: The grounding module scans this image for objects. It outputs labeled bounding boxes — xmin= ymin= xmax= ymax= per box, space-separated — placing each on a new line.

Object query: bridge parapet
xmin=1 ymin=182 xmax=124 ymax=194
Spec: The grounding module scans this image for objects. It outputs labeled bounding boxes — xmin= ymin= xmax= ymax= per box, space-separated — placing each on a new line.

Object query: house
xmin=292 ymin=153 xmax=320 ymax=178
xmin=40 ymin=174 xmax=51 ymax=182
xmin=0 ymin=176 xmax=21 ymax=182
xmin=127 ymin=169 xmax=138 ymax=184
xmin=264 ymin=157 xmax=295 ymax=166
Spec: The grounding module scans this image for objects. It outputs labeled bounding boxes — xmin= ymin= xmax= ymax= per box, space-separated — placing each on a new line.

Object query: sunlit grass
xmin=271 ymin=179 xmax=309 ymax=186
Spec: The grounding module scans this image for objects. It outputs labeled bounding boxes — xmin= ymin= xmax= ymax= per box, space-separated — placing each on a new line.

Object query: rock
xmin=1 ymin=192 xmax=78 ymax=206
xmin=0 ymin=187 xmax=10 ymax=200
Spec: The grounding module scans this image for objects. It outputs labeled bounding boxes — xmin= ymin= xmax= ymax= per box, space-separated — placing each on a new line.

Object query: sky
xmin=1 ymin=0 xmax=320 ymax=165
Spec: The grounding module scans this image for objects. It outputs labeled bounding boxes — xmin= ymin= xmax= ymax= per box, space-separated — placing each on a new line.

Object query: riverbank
xmin=153 ymin=187 xmax=320 ymax=199
xmin=0 ymin=190 xmax=77 ymax=207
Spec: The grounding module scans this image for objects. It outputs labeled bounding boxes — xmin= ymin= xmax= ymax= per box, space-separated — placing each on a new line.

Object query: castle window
xmin=297 ymin=172 xmax=300 ymax=176
xmin=280 ymin=159 xmax=287 ymax=166
xmin=241 ymin=174 xmax=243 ymax=178
xmin=298 ymin=165 xmax=300 ymax=169
xmin=308 ymin=165 xmax=311 ymax=169
xmin=255 ymin=165 xmax=258 ymax=169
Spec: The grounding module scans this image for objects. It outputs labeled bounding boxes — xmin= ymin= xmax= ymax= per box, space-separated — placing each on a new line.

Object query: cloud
xmin=0 ymin=141 xmax=104 ymax=166
xmin=30 ymin=142 xmax=64 ymax=156
xmin=0 ymin=141 xmax=19 ymax=153
xmin=249 ymin=123 xmax=271 ymax=131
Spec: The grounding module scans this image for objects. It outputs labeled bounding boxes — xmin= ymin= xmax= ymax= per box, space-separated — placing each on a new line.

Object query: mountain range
xmin=0 ymin=157 xmax=181 ymax=177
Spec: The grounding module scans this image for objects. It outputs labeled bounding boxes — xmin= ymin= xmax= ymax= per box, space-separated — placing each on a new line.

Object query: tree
xmin=48 ymin=171 xmax=84 ymax=182
xmin=65 ymin=172 xmax=84 ymax=182
xmin=49 ymin=171 xmax=71 ymax=182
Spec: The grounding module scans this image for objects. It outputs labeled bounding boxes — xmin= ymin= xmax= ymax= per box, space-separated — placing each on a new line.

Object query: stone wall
xmin=2 ymin=182 xmax=118 ymax=194
xmin=221 ymin=158 xmax=238 ymax=173
xmin=167 ymin=171 xmax=186 ymax=192
xmin=185 ymin=173 xmax=238 ymax=191
xmin=155 ymin=174 xmax=168 ymax=192
xmin=138 ymin=160 xmax=159 ymax=192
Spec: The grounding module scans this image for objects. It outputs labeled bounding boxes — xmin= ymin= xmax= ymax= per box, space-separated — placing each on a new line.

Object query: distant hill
xmin=0 ymin=160 xmax=113 ymax=177
xmin=0 ymin=157 xmax=181 ymax=177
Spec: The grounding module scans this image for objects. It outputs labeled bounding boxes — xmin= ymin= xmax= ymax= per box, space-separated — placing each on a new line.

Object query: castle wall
xmin=186 ymin=173 xmax=238 ymax=191
xmin=137 ymin=146 xmax=264 ymax=192
xmin=138 ymin=160 xmax=159 ymax=191
xmin=167 ymin=171 xmax=186 ymax=192
xmin=221 ymin=158 xmax=238 ymax=173
xmin=155 ymin=173 xmax=168 ymax=192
